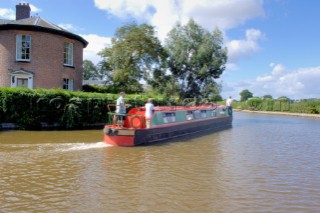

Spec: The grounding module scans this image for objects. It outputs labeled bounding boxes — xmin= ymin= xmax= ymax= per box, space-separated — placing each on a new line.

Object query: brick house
xmin=0 ymin=3 xmax=88 ymax=91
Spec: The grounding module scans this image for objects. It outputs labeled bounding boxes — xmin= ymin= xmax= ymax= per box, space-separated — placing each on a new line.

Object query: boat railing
xmin=106 ymin=111 xmax=146 ymax=127
xmin=107 ymin=103 xmax=219 ymax=113
xmin=153 ymin=103 xmax=219 ymax=111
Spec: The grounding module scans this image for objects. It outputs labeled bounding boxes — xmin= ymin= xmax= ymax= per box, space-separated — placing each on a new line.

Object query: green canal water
xmin=1 ymin=112 xmax=320 ymax=212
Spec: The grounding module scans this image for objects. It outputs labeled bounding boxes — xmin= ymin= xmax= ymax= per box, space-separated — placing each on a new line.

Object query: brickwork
xmin=0 ymin=29 xmax=85 ymax=90
xmin=16 ymin=3 xmax=31 ymax=20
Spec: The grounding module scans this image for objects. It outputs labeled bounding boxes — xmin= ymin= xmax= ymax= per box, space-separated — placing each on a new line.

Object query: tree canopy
xmin=165 ymin=19 xmax=228 ymax=99
xmin=263 ymin=95 xmax=273 ymax=99
xmin=83 ymin=60 xmax=99 ymax=80
xmin=240 ymin=89 xmax=253 ymax=101
xmin=96 ymin=20 xmax=228 ymax=99
xmin=99 ymin=23 xmax=166 ymax=93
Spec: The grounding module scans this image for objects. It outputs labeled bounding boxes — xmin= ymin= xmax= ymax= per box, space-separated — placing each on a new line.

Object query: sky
xmin=1 ymin=0 xmax=320 ymax=100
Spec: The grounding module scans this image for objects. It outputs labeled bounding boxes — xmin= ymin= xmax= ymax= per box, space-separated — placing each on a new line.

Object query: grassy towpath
xmin=235 ymin=110 xmax=320 ymax=119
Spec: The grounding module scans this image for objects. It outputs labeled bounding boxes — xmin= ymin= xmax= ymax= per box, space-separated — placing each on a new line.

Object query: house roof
xmin=0 ymin=17 xmax=88 ymax=47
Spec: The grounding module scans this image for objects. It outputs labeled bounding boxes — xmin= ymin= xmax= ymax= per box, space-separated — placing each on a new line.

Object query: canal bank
xmin=0 ymin=122 xmax=104 ymax=130
xmin=235 ymin=109 xmax=320 ymax=119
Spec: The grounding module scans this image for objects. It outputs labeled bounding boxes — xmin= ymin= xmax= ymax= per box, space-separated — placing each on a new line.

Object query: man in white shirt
xmin=226 ymin=96 xmax=233 ymax=115
xmin=115 ymin=92 xmax=126 ymax=127
xmin=145 ymin=98 xmax=154 ymax=128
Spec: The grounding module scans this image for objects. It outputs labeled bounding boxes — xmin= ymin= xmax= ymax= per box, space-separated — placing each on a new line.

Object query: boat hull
xmin=104 ymin=116 xmax=232 ymax=146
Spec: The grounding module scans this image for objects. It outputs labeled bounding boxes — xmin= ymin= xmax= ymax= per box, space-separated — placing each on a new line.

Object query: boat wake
xmin=58 ymin=142 xmax=112 ymax=152
xmin=0 ymin=142 xmax=113 ymax=156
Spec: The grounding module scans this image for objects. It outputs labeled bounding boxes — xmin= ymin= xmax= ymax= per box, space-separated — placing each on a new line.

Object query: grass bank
xmin=235 ymin=109 xmax=320 ymax=119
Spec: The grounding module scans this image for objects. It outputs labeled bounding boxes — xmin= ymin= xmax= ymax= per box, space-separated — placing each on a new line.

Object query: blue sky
xmin=1 ymin=0 xmax=320 ymax=100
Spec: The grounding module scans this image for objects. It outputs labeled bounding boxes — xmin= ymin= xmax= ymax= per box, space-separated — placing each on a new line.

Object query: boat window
xmin=211 ymin=110 xmax=216 ymax=117
xmin=200 ymin=110 xmax=207 ymax=118
xmin=220 ymin=109 xmax=226 ymax=115
xmin=193 ymin=110 xmax=200 ymax=119
xmin=163 ymin=112 xmax=176 ymax=123
xmin=186 ymin=111 xmax=193 ymax=120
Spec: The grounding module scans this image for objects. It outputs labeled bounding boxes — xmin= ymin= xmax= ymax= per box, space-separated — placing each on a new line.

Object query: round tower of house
xmin=0 ymin=3 xmax=88 ymax=91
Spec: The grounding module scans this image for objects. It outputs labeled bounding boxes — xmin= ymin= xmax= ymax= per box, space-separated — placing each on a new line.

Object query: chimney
xmin=16 ymin=3 xmax=31 ymax=20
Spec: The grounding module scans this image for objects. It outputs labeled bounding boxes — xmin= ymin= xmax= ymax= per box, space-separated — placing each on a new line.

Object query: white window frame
xmin=16 ymin=34 xmax=31 ymax=61
xmin=186 ymin=111 xmax=194 ymax=120
xmin=64 ymin=42 xmax=74 ymax=66
xmin=63 ymin=78 xmax=74 ymax=91
xmin=163 ymin=112 xmax=176 ymax=123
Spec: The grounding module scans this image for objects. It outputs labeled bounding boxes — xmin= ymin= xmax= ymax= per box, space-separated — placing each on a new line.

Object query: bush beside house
xmin=0 ymin=88 xmax=166 ymax=130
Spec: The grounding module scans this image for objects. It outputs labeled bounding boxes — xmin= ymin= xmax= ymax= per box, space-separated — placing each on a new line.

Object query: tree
xmin=146 ymin=71 xmax=180 ymax=99
xmin=246 ymin=97 xmax=262 ymax=110
xmin=278 ymin=96 xmax=290 ymax=101
xmin=263 ymin=95 xmax=273 ymax=99
xmin=99 ymin=23 xmax=167 ymax=93
xmin=240 ymin=89 xmax=253 ymax=101
xmin=165 ymin=19 xmax=228 ymax=99
xmin=83 ymin=60 xmax=100 ymax=80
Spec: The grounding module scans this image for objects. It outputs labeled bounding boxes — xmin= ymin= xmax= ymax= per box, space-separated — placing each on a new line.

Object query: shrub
xmin=246 ymin=98 xmax=263 ymax=111
xmin=0 ymin=88 xmax=168 ymax=129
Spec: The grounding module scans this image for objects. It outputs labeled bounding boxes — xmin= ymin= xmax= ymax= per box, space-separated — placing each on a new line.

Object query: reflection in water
xmin=1 ymin=112 xmax=320 ymax=212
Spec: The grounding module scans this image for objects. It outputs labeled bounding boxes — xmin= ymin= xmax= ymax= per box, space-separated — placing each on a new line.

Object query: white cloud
xmin=0 ymin=8 xmax=15 ymax=20
xmin=182 ymin=0 xmax=264 ymax=30
xmin=94 ymin=0 xmax=152 ymax=20
xmin=226 ymin=28 xmax=265 ymax=62
xmin=256 ymin=75 xmax=273 ymax=82
xmin=255 ymin=63 xmax=286 ymax=82
xmin=58 ymin=23 xmax=83 ymax=32
xmin=225 ymin=63 xmax=239 ymax=71
xmin=94 ymin=0 xmax=264 ymax=40
xmin=29 ymin=4 xmax=41 ymax=14
xmin=270 ymin=63 xmax=285 ymax=75
xmin=80 ymin=34 xmax=111 ymax=64
xmin=222 ymin=64 xmax=320 ymax=100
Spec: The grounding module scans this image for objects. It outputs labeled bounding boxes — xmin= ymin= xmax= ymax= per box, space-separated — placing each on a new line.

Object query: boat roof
xmin=134 ymin=105 xmax=226 ymax=112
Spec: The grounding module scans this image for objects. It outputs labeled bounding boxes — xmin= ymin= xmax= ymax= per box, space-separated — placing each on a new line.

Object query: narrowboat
xmin=103 ymin=104 xmax=232 ymax=146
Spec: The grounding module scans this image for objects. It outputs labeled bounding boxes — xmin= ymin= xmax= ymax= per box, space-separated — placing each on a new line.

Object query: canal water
xmin=1 ymin=112 xmax=320 ymax=212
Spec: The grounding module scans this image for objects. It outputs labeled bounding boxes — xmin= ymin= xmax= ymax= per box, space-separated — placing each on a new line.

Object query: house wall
xmin=0 ymin=29 xmax=84 ymax=90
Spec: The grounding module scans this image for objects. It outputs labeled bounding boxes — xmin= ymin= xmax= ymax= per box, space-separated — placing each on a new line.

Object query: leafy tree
xmin=263 ymin=95 xmax=273 ymax=99
xmin=96 ymin=60 xmax=113 ymax=84
xmin=146 ymin=72 xmax=180 ymax=99
xmin=83 ymin=60 xmax=100 ymax=80
xmin=246 ymin=97 xmax=262 ymax=110
xmin=202 ymin=81 xmax=223 ymax=101
xmin=99 ymin=23 xmax=167 ymax=93
xmin=276 ymin=96 xmax=291 ymax=111
xmin=240 ymin=89 xmax=253 ymax=101
xmin=278 ymin=96 xmax=290 ymax=101
xmin=165 ymin=19 xmax=228 ymax=99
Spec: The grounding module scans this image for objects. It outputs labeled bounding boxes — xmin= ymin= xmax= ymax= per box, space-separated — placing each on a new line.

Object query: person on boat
xmin=145 ymin=98 xmax=154 ymax=128
xmin=115 ymin=92 xmax=128 ymax=127
xmin=226 ymin=96 xmax=233 ymax=115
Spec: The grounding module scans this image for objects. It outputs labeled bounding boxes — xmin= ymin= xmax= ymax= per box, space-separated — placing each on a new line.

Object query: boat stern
xmin=103 ymin=125 xmax=136 ymax=146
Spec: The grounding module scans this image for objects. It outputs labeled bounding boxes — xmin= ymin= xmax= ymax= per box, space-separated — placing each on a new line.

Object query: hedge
xmin=0 ymin=88 xmax=168 ymax=130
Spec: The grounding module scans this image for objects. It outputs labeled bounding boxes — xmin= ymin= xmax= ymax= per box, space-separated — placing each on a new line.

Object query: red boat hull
xmin=104 ymin=116 xmax=232 ymax=146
